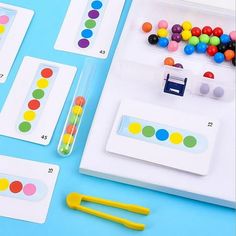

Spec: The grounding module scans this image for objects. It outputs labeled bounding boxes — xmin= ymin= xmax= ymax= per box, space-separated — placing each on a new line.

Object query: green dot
xmin=142 ymin=126 xmax=155 ymax=137
xmin=32 ymin=89 xmax=44 ymax=99
xmin=58 ymin=143 xmax=71 ymax=155
xmin=183 ymin=136 xmax=197 ymax=148
xmin=199 ymin=34 xmax=210 ymax=44
xmin=69 ymin=114 xmax=80 ymax=125
xmin=189 ymin=36 xmax=199 ymax=46
xmin=18 ymin=122 xmax=31 ymax=132
xmin=85 ymin=19 xmax=96 ymax=29
xmin=210 ymin=36 xmax=220 ymax=46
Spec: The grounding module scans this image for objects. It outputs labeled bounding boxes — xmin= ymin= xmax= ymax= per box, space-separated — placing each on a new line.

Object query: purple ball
xmin=171 ymin=33 xmax=182 ymax=42
xmin=173 ymin=63 xmax=184 ymax=68
xmin=172 ymin=24 xmax=183 ymax=33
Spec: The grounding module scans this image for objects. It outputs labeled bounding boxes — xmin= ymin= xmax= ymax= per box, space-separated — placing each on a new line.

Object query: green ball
xmin=69 ymin=114 xmax=80 ymax=125
xmin=210 ymin=36 xmax=220 ymax=46
xmin=199 ymin=34 xmax=210 ymax=43
xmin=59 ymin=144 xmax=71 ymax=155
xmin=188 ymin=36 xmax=199 ymax=46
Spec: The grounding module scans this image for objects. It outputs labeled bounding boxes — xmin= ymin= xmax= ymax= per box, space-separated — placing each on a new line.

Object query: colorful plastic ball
xmin=209 ymin=36 xmax=220 ymax=46
xmin=202 ymin=26 xmax=212 ymax=36
xmin=75 ymin=96 xmax=86 ymax=106
xmin=212 ymin=27 xmax=223 ymax=37
xmin=203 ymin=71 xmax=214 ymax=79
xmin=158 ymin=37 xmax=169 ymax=47
xmin=191 ymin=27 xmax=201 ymax=37
xmin=62 ymin=134 xmax=74 ymax=145
xmin=232 ymin=57 xmax=236 ymax=66
xmin=171 ymin=33 xmax=182 ymax=42
xmin=182 ymin=21 xmax=192 ymax=30
xmin=229 ymin=31 xmax=236 ymax=41
xmin=164 ymin=57 xmax=175 ymax=66
xmin=72 ymin=105 xmax=83 ymax=115
xmin=168 ymin=41 xmax=179 ymax=52
xmin=184 ymin=44 xmax=195 ymax=55
xmin=213 ymin=87 xmax=224 ymax=98
xmin=172 ymin=24 xmax=182 ymax=33
xmin=220 ymin=34 xmax=230 ymax=44
xmin=199 ymin=34 xmax=210 ymax=44
xmin=189 ymin=36 xmax=199 ymax=46
xmin=173 ymin=63 xmax=183 ymax=68
xmin=200 ymin=83 xmax=210 ymax=95
xmin=66 ymin=124 xmax=77 ymax=135
xmin=207 ymin=45 xmax=218 ymax=56
xmin=181 ymin=30 xmax=192 ymax=41
xmin=227 ymin=40 xmax=235 ymax=51
xmin=59 ymin=144 xmax=71 ymax=155
xmin=214 ymin=52 xmax=225 ymax=63
xmin=196 ymin=42 xmax=207 ymax=53
xmin=217 ymin=43 xmax=228 ymax=53
xmin=158 ymin=20 xmax=168 ymax=29
xmin=224 ymin=49 xmax=235 ymax=61
xmin=148 ymin=34 xmax=159 ymax=45
xmin=142 ymin=22 xmax=152 ymax=33
xmin=157 ymin=28 xmax=168 ymax=37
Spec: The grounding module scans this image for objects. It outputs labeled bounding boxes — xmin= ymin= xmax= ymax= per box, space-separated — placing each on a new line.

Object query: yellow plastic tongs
xmin=66 ymin=192 xmax=150 ymax=231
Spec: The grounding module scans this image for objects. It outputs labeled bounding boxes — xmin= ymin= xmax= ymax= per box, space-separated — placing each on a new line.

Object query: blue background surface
xmin=0 ymin=0 xmax=235 ymax=235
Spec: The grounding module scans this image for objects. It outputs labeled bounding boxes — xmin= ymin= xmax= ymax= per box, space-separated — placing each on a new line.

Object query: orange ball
xmin=164 ymin=57 xmax=175 ymax=66
xmin=75 ymin=96 xmax=86 ymax=106
xmin=66 ymin=124 xmax=77 ymax=135
xmin=142 ymin=22 xmax=152 ymax=33
xmin=224 ymin=50 xmax=235 ymax=61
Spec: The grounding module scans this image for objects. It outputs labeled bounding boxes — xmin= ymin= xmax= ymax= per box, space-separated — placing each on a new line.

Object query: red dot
xmin=66 ymin=124 xmax=77 ymax=135
xmin=28 ymin=99 xmax=41 ymax=110
xmin=203 ymin=71 xmax=215 ymax=79
xmin=212 ymin=27 xmax=223 ymax=37
xmin=202 ymin=26 xmax=213 ymax=36
xmin=191 ymin=27 xmax=201 ymax=37
xmin=207 ymin=45 xmax=218 ymax=56
xmin=10 ymin=181 xmax=23 ymax=193
xmin=75 ymin=96 xmax=86 ymax=106
xmin=41 ymin=68 xmax=53 ymax=78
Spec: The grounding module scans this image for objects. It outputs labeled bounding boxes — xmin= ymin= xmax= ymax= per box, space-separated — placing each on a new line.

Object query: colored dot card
xmin=0 ymin=57 xmax=77 ymax=145
xmin=0 ymin=3 xmax=34 ymax=83
xmin=54 ymin=0 xmax=125 ymax=59
xmin=106 ymin=100 xmax=220 ymax=175
xmin=0 ymin=155 xmax=59 ymax=223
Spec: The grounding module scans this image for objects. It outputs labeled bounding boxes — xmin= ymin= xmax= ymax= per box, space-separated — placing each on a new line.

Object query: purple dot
xmin=171 ymin=33 xmax=182 ymax=42
xmin=88 ymin=10 xmax=99 ymax=19
xmin=78 ymin=38 xmax=90 ymax=48
xmin=173 ymin=63 xmax=184 ymax=69
xmin=172 ymin=24 xmax=183 ymax=33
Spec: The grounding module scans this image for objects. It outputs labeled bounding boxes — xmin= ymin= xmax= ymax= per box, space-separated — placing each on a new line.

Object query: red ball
xmin=191 ymin=27 xmax=201 ymax=37
xmin=207 ymin=45 xmax=218 ymax=56
xmin=213 ymin=27 xmax=223 ymax=37
xmin=202 ymin=26 xmax=212 ymax=36
xmin=75 ymin=96 xmax=86 ymax=106
xmin=203 ymin=71 xmax=214 ymax=79
xmin=66 ymin=124 xmax=77 ymax=135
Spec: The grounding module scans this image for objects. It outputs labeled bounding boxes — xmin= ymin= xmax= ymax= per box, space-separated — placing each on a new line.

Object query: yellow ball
xmin=157 ymin=28 xmax=168 ymax=37
xmin=63 ymin=134 xmax=74 ymax=145
xmin=181 ymin=30 xmax=192 ymax=41
xmin=182 ymin=21 xmax=192 ymax=30
xmin=72 ymin=105 xmax=83 ymax=115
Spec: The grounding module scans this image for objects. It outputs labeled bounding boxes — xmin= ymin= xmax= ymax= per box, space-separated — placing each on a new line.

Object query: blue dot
xmin=91 ymin=1 xmax=103 ymax=9
xmin=184 ymin=44 xmax=195 ymax=55
xmin=158 ymin=37 xmax=169 ymax=48
xmin=156 ymin=129 xmax=169 ymax=141
xmin=81 ymin=29 xmax=93 ymax=38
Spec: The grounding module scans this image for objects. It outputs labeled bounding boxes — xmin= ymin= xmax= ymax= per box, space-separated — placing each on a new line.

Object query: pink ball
xmin=168 ymin=41 xmax=179 ymax=52
xmin=158 ymin=20 xmax=168 ymax=29
xmin=229 ymin=31 xmax=236 ymax=41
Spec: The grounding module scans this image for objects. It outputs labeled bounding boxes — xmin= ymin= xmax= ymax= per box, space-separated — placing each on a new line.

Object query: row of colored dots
xmin=128 ymin=122 xmax=197 ymax=148
xmin=78 ymin=0 xmax=103 ymax=48
xmin=0 ymin=178 xmax=36 ymax=196
xmin=0 ymin=15 xmax=10 ymax=34
xmin=58 ymin=96 xmax=86 ymax=155
xmin=18 ymin=68 xmax=53 ymax=132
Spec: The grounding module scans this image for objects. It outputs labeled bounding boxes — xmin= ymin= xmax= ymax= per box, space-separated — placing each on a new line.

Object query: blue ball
xmin=158 ymin=37 xmax=169 ymax=47
xmin=214 ymin=52 xmax=225 ymax=63
xmin=196 ymin=42 xmax=208 ymax=53
xmin=184 ymin=44 xmax=195 ymax=55
xmin=220 ymin=34 xmax=230 ymax=44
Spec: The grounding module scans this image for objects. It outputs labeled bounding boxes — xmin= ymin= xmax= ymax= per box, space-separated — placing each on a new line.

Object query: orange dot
xmin=75 ymin=96 xmax=86 ymax=106
xmin=224 ymin=50 xmax=235 ymax=61
xmin=142 ymin=22 xmax=152 ymax=33
xmin=66 ymin=124 xmax=77 ymax=135
xmin=164 ymin=57 xmax=175 ymax=66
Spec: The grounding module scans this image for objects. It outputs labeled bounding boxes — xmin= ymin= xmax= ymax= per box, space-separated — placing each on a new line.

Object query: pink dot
xmin=23 ymin=183 xmax=36 ymax=196
xmin=158 ymin=20 xmax=168 ymax=29
xmin=168 ymin=41 xmax=179 ymax=52
xmin=0 ymin=15 xmax=9 ymax=24
xmin=229 ymin=31 xmax=236 ymax=41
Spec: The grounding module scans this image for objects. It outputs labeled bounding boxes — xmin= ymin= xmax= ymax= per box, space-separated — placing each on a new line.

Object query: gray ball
xmin=213 ymin=87 xmax=224 ymax=98
xmin=200 ymin=83 xmax=210 ymax=95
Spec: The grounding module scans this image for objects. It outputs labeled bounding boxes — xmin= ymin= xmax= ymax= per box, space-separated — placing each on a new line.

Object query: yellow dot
xmin=157 ymin=28 xmax=168 ymax=37
xmin=72 ymin=106 xmax=83 ymax=116
xmin=181 ymin=30 xmax=192 ymax=41
xmin=37 ymin=78 xmax=49 ymax=89
xmin=0 ymin=178 xmax=9 ymax=191
xmin=0 ymin=25 xmax=5 ymax=34
xmin=170 ymin=132 xmax=183 ymax=144
xmin=128 ymin=122 xmax=142 ymax=134
xmin=63 ymin=133 xmax=74 ymax=145
xmin=23 ymin=110 xmax=36 ymax=121
xmin=182 ymin=21 xmax=192 ymax=30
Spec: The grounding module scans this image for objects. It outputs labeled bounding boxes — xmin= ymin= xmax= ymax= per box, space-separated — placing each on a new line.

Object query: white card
xmin=0 ymin=56 xmax=77 ymax=145
xmin=0 ymin=155 xmax=59 ymax=224
xmin=0 ymin=3 xmax=34 ymax=83
xmin=106 ymin=99 xmax=220 ymax=175
xmin=54 ymin=0 xmax=125 ymax=59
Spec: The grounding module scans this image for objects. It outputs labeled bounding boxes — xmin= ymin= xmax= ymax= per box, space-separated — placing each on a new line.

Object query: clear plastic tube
xmin=57 ymin=61 xmax=94 ymax=156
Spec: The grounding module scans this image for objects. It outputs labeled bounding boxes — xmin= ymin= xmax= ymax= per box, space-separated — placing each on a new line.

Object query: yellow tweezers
xmin=66 ymin=192 xmax=150 ymax=231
